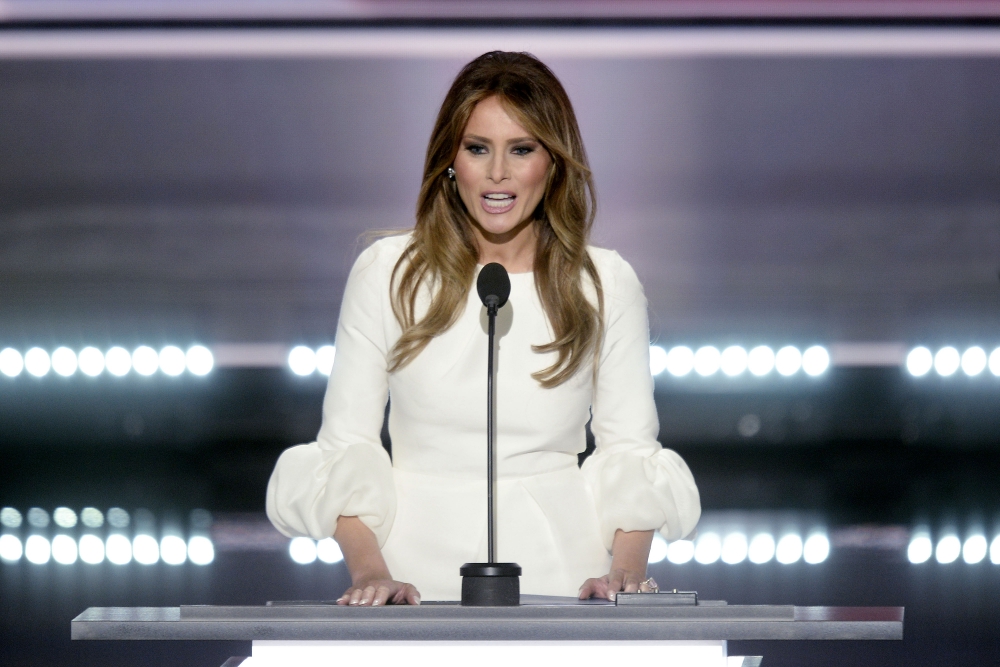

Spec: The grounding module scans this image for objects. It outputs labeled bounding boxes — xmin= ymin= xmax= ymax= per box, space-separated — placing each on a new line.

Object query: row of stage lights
xmin=0 ymin=346 xmax=214 ymax=378
xmin=649 ymin=531 xmax=830 ymax=565
xmin=650 ymin=345 xmax=831 ymax=378
xmin=906 ymin=532 xmax=1000 ymax=564
xmin=905 ymin=346 xmax=1000 ymax=378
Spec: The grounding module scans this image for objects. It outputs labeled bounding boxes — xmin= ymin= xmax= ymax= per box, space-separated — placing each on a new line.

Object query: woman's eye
xmin=466 ymin=144 xmax=487 ymax=155
xmin=512 ymin=146 xmax=534 ymax=156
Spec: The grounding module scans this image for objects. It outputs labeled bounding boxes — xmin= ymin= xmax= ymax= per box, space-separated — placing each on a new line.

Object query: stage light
xmin=962 ymin=535 xmax=988 ymax=564
xmin=0 ymin=348 xmax=24 ymax=377
xmin=316 ymin=346 xmax=336 ymax=376
xmin=991 ymin=536 xmax=1000 ymax=564
xmin=24 ymin=348 xmax=51 ymax=377
xmin=666 ymin=346 xmax=695 ymax=377
xmin=666 ymin=540 xmax=695 ymax=565
xmin=721 ymin=533 xmax=748 ymax=564
xmin=990 ymin=348 xmax=1000 ymax=377
xmin=803 ymin=534 xmax=830 ymax=564
xmin=159 ymin=346 xmax=186 ymax=377
xmin=105 ymin=347 xmax=132 ymax=376
xmin=288 ymin=346 xmax=317 ymax=376
xmin=25 ymin=535 xmax=51 ymax=564
xmin=934 ymin=347 xmax=960 ymax=377
xmin=649 ymin=345 xmax=668 ymax=376
xmin=801 ymin=346 xmax=830 ymax=376
xmin=78 ymin=534 xmax=105 ymax=564
xmin=53 ymin=507 xmax=77 ymax=528
xmin=0 ymin=534 xmax=23 ymax=562
xmin=105 ymin=534 xmax=132 ymax=564
xmin=51 ymin=347 xmax=77 ymax=376
xmin=748 ymin=533 xmax=775 ymax=564
xmin=132 ymin=346 xmax=159 ymax=376
xmin=160 ymin=535 xmax=187 ymax=565
xmin=720 ymin=346 xmax=748 ymax=376
xmin=694 ymin=533 xmax=722 ymax=564
xmin=26 ymin=508 xmax=49 ymax=528
xmin=907 ymin=534 xmax=933 ymax=563
xmin=289 ymin=537 xmax=317 ymax=564
xmin=186 ymin=345 xmax=214 ymax=375
xmin=961 ymin=347 xmax=987 ymax=376
xmin=52 ymin=535 xmax=78 ymax=564
xmin=0 ymin=507 xmax=22 ymax=528
xmin=317 ymin=537 xmax=344 ymax=564
xmin=694 ymin=346 xmax=721 ymax=377
xmin=935 ymin=535 xmax=961 ymax=564
xmin=647 ymin=534 xmax=668 ymax=564
xmin=775 ymin=534 xmax=803 ymax=564
xmin=906 ymin=347 xmax=933 ymax=377
xmin=78 ymin=347 xmax=105 ymax=376
xmin=747 ymin=346 xmax=775 ymax=376
xmin=187 ymin=536 xmax=215 ymax=565
xmin=132 ymin=534 xmax=159 ymax=565
xmin=106 ymin=507 xmax=130 ymax=529
xmin=80 ymin=507 xmax=104 ymax=528
xmin=775 ymin=346 xmax=802 ymax=376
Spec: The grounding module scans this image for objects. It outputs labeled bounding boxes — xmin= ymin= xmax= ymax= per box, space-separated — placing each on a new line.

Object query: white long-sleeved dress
xmin=266 ymin=234 xmax=700 ymax=601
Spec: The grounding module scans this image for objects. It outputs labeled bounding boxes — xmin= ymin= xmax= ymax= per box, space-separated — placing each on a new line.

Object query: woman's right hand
xmin=337 ymin=578 xmax=421 ymax=606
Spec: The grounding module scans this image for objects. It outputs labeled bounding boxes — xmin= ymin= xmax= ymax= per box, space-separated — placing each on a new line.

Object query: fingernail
xmin=414 ymin=595 xmax=421 ymax=605
xmin=372 ymin=600 xmax=381 ymax=607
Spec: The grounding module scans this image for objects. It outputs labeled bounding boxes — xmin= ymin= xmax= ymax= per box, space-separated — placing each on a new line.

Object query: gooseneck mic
xmin=460 ymin=263 xmax=521 ymax=606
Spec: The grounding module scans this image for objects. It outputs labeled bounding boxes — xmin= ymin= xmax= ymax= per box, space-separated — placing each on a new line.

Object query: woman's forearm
xmin=334 ymin=515 xmax=391 ymax=586
xmin=610 ymin=528 xmax=654 ymax=576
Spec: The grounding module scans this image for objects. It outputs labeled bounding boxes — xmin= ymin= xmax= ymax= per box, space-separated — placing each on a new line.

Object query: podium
xmin=72 ymin=596 xmax=903 ymax=667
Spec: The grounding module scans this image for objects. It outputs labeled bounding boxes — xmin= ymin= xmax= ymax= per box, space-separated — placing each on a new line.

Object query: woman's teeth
xmin=483 ymin=194 xmax=515 ymax=209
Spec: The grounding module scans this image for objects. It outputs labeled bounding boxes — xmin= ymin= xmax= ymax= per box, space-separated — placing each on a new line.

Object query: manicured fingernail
xmin=414 ymin=595 xmax=421 ymax=605
xmin=372 ymin=600 xmax=381 ymax=607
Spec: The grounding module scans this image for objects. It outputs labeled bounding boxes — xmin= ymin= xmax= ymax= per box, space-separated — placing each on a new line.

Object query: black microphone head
xmin=477 ymin=262 xmax=511 ymax=310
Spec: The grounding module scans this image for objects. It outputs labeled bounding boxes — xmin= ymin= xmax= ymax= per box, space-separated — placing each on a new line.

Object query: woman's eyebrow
xmin=463 ymin=134 xmax=538 ymax=145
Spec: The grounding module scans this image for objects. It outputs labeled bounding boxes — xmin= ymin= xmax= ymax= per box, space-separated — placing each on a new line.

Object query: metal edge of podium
xmin=217 ymin=658 xmax=765 ymax=667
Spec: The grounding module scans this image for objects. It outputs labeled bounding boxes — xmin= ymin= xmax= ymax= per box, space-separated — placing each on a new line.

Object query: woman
xmin=266 ymin=51 xmax=700 ymax=606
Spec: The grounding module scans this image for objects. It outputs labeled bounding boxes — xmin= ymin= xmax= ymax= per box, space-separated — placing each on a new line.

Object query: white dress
xmin=266 ymin=234 xmax=700 ymax=601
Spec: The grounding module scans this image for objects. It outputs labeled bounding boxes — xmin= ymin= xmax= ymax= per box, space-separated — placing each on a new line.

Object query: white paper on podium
xmin=246 ymin=640 xmax=730 ymax=667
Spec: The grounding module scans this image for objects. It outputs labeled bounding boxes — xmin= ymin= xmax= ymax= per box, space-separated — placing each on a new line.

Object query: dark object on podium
xmin=461 ymin=563 xmax=522 ymax=606
xmin=616 ymin=591 xmax=698 ymax=606
xmin=463 ymin=263 xmax=520 ymax=606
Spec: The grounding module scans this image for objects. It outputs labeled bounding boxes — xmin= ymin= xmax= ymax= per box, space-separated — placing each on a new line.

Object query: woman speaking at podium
xmin=266 ymin=51 xmax=701 ymax=606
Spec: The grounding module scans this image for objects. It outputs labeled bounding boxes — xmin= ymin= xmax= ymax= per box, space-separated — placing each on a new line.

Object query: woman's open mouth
xmin=481 ymin=192 xmax=516 ymax=214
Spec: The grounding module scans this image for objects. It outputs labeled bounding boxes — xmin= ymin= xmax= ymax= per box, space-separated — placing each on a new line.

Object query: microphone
xmin=461 ymin=263 xmax=521 ymax=606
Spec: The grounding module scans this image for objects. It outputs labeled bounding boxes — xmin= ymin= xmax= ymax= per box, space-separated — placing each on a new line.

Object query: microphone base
xmin=459 ymin=563 xmax=522 ymax=606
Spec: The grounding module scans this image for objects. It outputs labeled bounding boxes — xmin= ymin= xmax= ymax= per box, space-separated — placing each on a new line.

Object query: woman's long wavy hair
xmin=388 ymin=51 xmax=603 ymax=388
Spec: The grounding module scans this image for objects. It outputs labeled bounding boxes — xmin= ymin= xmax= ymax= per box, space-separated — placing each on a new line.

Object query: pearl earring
xmin=446 ymin=167 xmax=456 ymax=180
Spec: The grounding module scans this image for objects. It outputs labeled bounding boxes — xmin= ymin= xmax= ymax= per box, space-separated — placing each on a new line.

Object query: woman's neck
xmin=473 ymin=219 xmax=537 ymax=274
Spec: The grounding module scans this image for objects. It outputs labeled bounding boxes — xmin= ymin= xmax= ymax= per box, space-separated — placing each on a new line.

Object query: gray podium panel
xmin=71 ymin=604 xmax=903 ymax=642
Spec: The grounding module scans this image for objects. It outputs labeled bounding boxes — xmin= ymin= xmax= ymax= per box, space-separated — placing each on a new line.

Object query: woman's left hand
xmin=579 ymin=528 xmax=657 ymax=601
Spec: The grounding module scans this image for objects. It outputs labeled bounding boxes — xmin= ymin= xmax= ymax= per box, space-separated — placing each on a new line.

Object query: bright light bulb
xmin=748 ymin=533 xmax=775 ymax=564
xmin=803 ymin=534 xmax=830 ymax=564
xmin=802 ymin=346 xmax=830 ymax=376
xmin=721 ymin=533 xmax=748 ymax=564
xmin=907 ymin=534 xmax=933 ymax=563
xmin=188 ymin=536 xmax=215 ymax=565
xmin=317 ymin=537 xmax=344 ymax=564
xmin=132 ymin=534 xmax=159 ymax=564
xmin=78 ymin=347 xmax=105 ymax=376
xmin=647 ymin=534 xmax=668 ymax=564
xmin=935 ymin=535 xmax=961 ymax=563
xmin=666 ymin=346 xmax=695 ymax=377
xmin=962 ymin=535 xmax=987 ymax=564
xmin=990 ymin=348 xmax=1000 ymax=377
xmin=649 ymin=345 xmax=668 ymax=376
xmin=906 ymin=347 xmax=933 ymax=377
xmin=934 ymin=347 xmax=960 ymax=377
xmin=775 ymin=346 xmax=802 ymax=376
xmin=694 ymin=533 xmax=722 ymax=564
xmin=962 ymin=347 xmax=987 ymax=376
xmin=0 ymin=534 xmax=23 ymax=562
xmin=53 ymin=507 xmax=77 ymax=528
xmin=315 ymin=346 xmax=336 ymax=376
xmin=80 ymin=508 xmax=104 ymax=528
xmin=105 ymin=347 xmax=132 ymax=376
xmin=288 ymin=346 xmax=317 ymax=376
xmin=991 ymin=535 xmax=1000 ymax=564
xmin=775 ymin=534 xmax=803 ymax=564
xmin=158 ymin=346 xmax=186 ymax=377
xmin=24 ymin=348 xmax=51 ymax=377
xmin=0 ymin=348 xmax=24 ymax=377
xmin=132 ymin=346 xmax=159 ymax=376
xmin=720 ymin=346 xmax=748 ymax=376
xmin=51 ymin=347 xmax=78 ymax=377
xmin=78 ymin=534 xmax=105 ymax=564
xmin=289 ymin=536 xmax=317 ymax=564
xmin=186 ymin=345 xmax=214 ymax=376
xmin=160 ymin=535 xmax=187 ymax=565
xmin=666 ymin=540 xmax=694 ymax=565
xmin=694 ymin=346 xmax=721 ymax=377
xmin=105 ymin=534 xmax=132 ymax=564
xmin=25 ymin=535 xmax=51 ymax=564
xmin=747 ymin=346 xmax=775 ymax=376
xmin=0 ymin=507 xmax=22 ymax=528
xmin=51 ymin=535 xmax=78 ymax=564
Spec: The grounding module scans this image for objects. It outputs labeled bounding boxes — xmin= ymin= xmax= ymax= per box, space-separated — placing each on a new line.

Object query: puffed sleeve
xmin=266 ymin=240 xmax=398 ymax=546
xmin=580 ymin=251 xmax=701 ymax=549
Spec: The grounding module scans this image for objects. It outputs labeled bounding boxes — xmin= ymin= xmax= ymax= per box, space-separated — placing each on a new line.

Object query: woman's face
xmin=452 ymin=95 xmax=552 ymax=242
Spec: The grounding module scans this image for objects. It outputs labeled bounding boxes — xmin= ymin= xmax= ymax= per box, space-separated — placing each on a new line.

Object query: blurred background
xmin=2 ymin=1 xmax=1000 ymax=665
